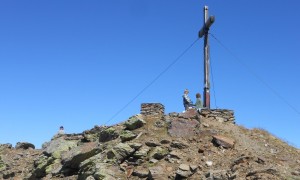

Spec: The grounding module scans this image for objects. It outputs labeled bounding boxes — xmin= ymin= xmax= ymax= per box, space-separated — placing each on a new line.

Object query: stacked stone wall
xmin=140 ymin=103 xmax=165 ymax=120
xmin=201 ymin=109 xmax=235 ymax=123
xmin=140 ymin=103 xmax=234 ymax=123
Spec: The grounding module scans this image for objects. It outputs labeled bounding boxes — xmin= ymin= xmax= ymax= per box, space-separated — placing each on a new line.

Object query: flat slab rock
xmin=212 ymin=135 xmax=235 ymax=149
xmin=168 ymin=118 xmax=199 ymax=138
xmin=179 ymin=109 xmax=199 ymax=119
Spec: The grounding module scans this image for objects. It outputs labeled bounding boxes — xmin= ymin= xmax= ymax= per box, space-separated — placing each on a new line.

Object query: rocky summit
xmin=1 ymin=103 xmax=300 ymax=180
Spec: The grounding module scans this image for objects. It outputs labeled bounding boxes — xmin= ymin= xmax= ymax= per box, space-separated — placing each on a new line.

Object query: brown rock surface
xmin=0 ymin=103 xmax=299 ymax=179
xmin=212 ymin=135 xmax=235 ymax=148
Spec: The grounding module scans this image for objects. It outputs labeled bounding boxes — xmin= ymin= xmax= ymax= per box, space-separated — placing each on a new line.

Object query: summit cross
xmin=198 ymin=5 xmax=215 ymax=109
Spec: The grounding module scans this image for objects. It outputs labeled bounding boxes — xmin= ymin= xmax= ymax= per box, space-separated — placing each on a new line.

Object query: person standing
xmin=195 ymin=93 xmax=203 ymax=113
xmin=58 ymin=126 xmax=65 ymax=135
xmin=183 ymin=89 xmax=193 ymax=111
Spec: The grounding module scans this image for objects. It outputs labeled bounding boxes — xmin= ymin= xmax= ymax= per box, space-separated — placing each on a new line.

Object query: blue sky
xmin=0 ymin=1 xmax=299 ymax=149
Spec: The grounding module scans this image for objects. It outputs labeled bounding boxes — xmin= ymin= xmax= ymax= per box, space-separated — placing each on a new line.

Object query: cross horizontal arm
xmin=198 ymin=16 xmax=215 ymax=38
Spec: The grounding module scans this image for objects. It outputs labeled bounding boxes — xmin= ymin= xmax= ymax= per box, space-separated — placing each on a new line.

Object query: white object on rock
xmin=206 ymin=161 xmax=213 ymax=166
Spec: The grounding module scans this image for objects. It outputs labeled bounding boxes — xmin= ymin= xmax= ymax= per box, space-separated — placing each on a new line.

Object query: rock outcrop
xmin=0 ymin=103 xmax=299 ymax=179
xmin=15 ymin=142 xmax=35 ymax=150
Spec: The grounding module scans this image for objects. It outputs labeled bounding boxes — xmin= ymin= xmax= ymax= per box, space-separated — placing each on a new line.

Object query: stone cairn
xmin=201 ymin=109 xmax=235 ymax=123
xmin=140 ymin=103 xmax=165 ymax=120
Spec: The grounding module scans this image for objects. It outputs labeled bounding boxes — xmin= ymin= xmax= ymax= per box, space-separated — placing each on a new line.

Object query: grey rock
xmin=119 ymin=130 xmax=137 ymax=142
xmin=149 ymin=158 xmax=158 ymax=164
xmin=291 ymin=170 xmax=300 ymax=176
xmin=176 ymin=170 xmax=191 ymax=178
xmin=176 ymin=164 xmax=192 ymax=178
xmin=149 ymin=147 xmax=169 ymax=160
xmin=206 ymin=170 xmax=228 ymax=180
xmin=94 ymin=163 xmax=126 ymax=179
xmin=15 ymin=142 xmax=35 ymax=150
xmin=78 ymin=153 xmax=106 ymax=178
xmin=61 ymin=142 xmax=99 ymax=169
xmin=160 ymin=139 xmax=171 ymax=144
xmin=99 ymin=127 xmax=119 ymax=142
xmin=170 ymin=141 xmax=189 ymax=149
xmin=148 ymin=166 xmax=168 ymax=180
xmin=128 ymin=143 xmax=143 ymax=150
xmin=107 ymin=143 xmax=135 ymax=163
xmin=79 ymin=162 xmax=126 ymax=180
xmin=179 ymin=164 xmax=190 ymax=171
xmin=124 ymin=115 xmax=146 ymax=130
xmin=133 ymin=167 xmax=149 ymax=178
xmin=86 ymin=175 xmax=96 ymax=180
xmin=42 ymin=136 xmax=78 ymax=159
xmin=63 ymin=133 xmax=84 ymax=141
xmin=246 ymin=168 xmax=278 ymax=177
xmin=82 ymin=126 xmax=104 ymax=142
xmin=133 ymin=146 xmax=150 ymax=159
xmin=169 ymin=112 xmax=179 ymax=117
xmin=31 ymin=155 xmax=55 ymax=178
xmin=169 ymin=150 xmax=181 ymax=159
xmin=45 ymin=159 xmax=62 ymax=176
xmin=145 ymin=140 xmax=160 ymax=147
xmin=190 ymin=165 xmax=198 ymax=172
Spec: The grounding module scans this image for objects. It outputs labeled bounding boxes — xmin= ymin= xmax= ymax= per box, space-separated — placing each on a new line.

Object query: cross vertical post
xmin=198 ymin=6 xmax=215 ymax=109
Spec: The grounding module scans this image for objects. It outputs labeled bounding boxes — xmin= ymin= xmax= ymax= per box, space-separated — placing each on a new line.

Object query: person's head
xmin=196 ymin=93 xmax=201 ymax=98
xmin=184 ymin=89 xmax=189 ymax=94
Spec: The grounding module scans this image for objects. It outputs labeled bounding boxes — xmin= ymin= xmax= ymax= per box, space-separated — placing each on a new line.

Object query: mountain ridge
xmin=0 ymin=103 xmax=299 ymax=179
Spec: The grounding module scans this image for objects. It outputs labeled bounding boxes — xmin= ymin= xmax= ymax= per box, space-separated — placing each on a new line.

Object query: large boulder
xmin=15 ymin=142 xmax=35 ymax=150
xmin=78 ymin=154 xmax=126 ymax=179
xmin=44 ymin=158 xmax=62 ymax=176
xmin=92 ymin=163 xmax=126 ymax=179
xmin=93 ymin=163 xmax=126 ymax=180
xmin=30 ymin=155 xmax=55 ymax=178
xmin=120 ymin=130 xmax=137 ymax=142
xmin=124 ymin=115 xmax=146 ymax=130
xmin=61 ymin=142 xmax=99 ymax=170
xmin=82 ymin=126 xmax=106 ymax=142
xmin=168 ymin=118 xmax=199 ymax=138
xmin=107 ymin=143 xmax=135 ymax=163
xmin=99 ymin=127 xmax=119 ymax=142
xmin=42 ymin=136 xmax=78 ymax=159
xmin=78 ymin=153 xmax=106 ymax=178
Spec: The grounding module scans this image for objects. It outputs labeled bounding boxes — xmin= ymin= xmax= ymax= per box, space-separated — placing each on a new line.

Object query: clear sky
xmin=0 ymin=1 xmax=299 ymax=149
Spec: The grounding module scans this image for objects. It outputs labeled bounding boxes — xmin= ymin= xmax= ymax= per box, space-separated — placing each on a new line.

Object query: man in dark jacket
xmin=183 ymin=89 xmax=192 ymax=111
